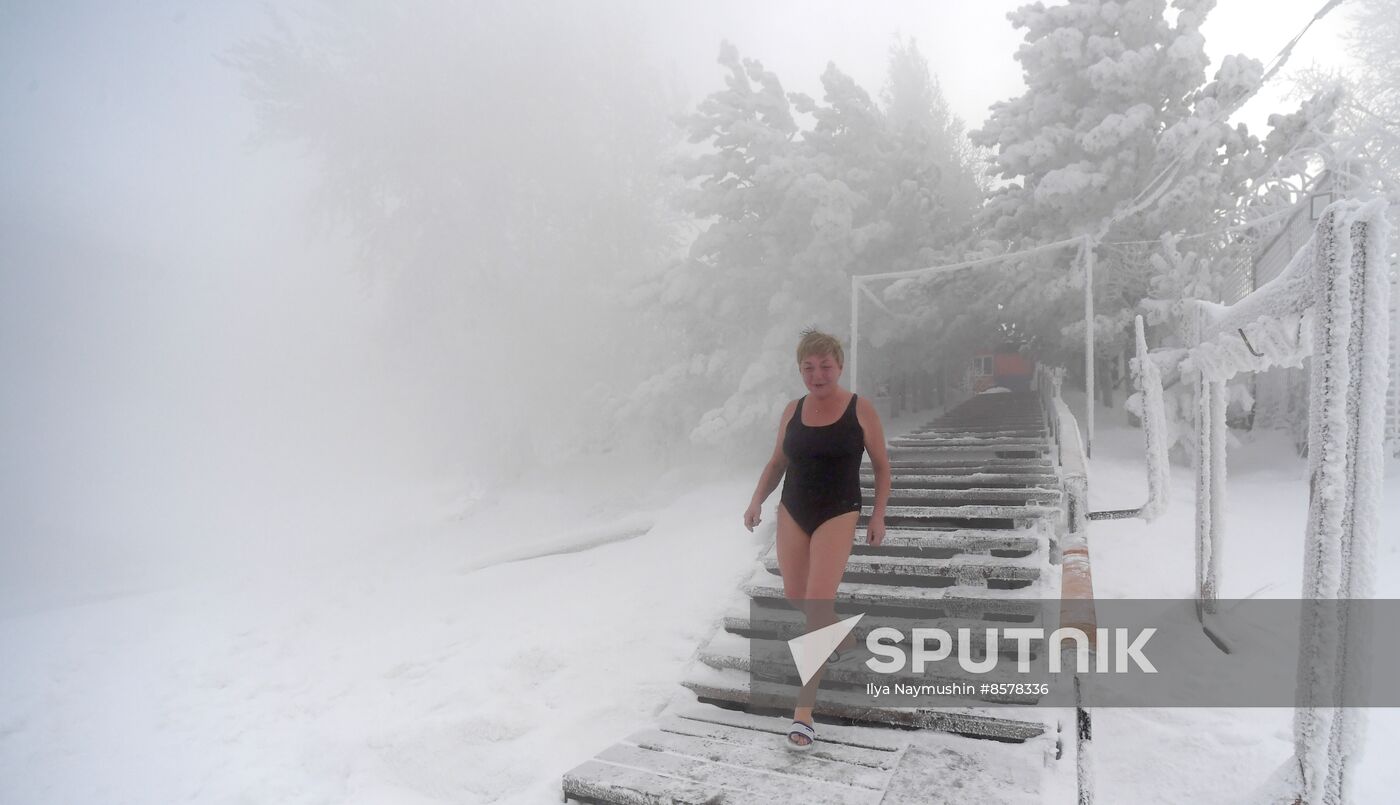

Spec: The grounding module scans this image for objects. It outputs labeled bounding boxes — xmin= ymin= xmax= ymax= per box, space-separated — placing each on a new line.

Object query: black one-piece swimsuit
xmin=780 ymin=393 xmax=866 ymax=536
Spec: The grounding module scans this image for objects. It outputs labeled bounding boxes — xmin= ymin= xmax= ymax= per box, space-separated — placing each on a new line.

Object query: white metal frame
xmin=850 ymin=235 xmax=1097 ymax=455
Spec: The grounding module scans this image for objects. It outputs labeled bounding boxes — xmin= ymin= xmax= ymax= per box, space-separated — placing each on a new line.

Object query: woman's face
xmin=799 ymin=352 xmax=841 ymax=395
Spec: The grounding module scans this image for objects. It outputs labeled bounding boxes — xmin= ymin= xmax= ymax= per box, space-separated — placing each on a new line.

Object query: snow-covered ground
xmin=1 ymin=397 xmax=1396 ymax=804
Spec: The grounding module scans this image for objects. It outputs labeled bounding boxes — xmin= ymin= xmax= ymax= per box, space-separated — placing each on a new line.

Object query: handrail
xmin=1086 ymin=315 xmax=1171 ymax=522
xmin=1142 ymin=198 xmax=1391 ymax=805
xmin=1036 ymin=360 xmax=1097 ymax=805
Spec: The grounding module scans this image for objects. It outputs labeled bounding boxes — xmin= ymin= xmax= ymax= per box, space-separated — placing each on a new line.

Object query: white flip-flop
xmin=827 ymin=647 xmax=860 ymax=667
xmin=786 ymin=720 xmax=816 ymax=751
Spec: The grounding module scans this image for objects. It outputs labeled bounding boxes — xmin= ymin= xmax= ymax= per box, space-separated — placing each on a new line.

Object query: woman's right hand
xmin=743 ymin=501 xmax=762 ymax=532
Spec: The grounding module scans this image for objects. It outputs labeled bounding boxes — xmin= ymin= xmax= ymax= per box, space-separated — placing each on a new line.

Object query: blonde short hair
xmin=796 ymin=327 xmax=844 ymax=368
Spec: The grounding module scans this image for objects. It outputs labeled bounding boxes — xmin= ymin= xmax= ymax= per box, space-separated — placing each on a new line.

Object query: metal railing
xmin=1035 ymin=361 xmax=1096 ymax=805
xmin=1150 ymin=198 xmax=1391 ymax=805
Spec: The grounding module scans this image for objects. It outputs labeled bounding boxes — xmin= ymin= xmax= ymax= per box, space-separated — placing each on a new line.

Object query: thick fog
xmin=0 ymin=1 xmax=1348 ymax=613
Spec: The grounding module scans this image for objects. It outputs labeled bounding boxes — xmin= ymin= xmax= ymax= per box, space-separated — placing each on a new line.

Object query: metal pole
xmin=1083 ymin=235 xmax=1095 ymax=458
xmin=850 ymin=275 xmax=860 ymax=395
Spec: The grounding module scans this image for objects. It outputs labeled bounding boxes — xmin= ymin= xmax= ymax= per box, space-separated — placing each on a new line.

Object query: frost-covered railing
xmin=1035 ymin=362 xmax=1097 ymax=805
xmin=1149 ymin=199 xmax=1391 ymax=805
xmin=1088 ymin=315 xmax=1172 ymax=523
xmin=1035 ymin=364 xmax=1096 ymax=631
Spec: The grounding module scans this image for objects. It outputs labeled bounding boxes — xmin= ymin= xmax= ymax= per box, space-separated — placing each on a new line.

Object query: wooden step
xmin=846 ymin=526 xmax=1044 ymax=557
xmin=695 ymin=631 xmax=1054 ymax=704
xmin=917 ymin=419 xmax=1044 ymax=426
xmin=881 ymin=462 xmax=1054 ymax=475
xmin=882 ymin=455 xmax=1053 ymax=466
xmin=888 ymin=443 xmax=1050 ymax=455
xmin=742 ymin=568 xmax=1055 ymax=618
xmin=862 ymin=472 xmax=1060 ymax=488
xmin=563 ymin=736 xmax=888 ymax=804
xmin=892 ymin=435 xmax=1049 ymax=447
xmin=863 ymin=502 xmax=1056 ymax=525
xmin=909 ymin=427 xmax=1045 ymax=436
xmin=559 ymin=704 xmax=1060 ymax=805
xmin=866 ymin=487 xmax=1063 ymax=506
xmin=681 ymin=664 xmax=1051 ymax=742
xmin=760 ymin=549 xmax=1044 ymax=588
xmin=719 ymin=604 xmax=1053 ymax=657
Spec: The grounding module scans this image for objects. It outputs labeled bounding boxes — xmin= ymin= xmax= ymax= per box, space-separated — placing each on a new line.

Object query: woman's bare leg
xmin=775 ymin=503 xmax=810 ymax=603
xmin=791 ymin=511 xmax=859 ymax=737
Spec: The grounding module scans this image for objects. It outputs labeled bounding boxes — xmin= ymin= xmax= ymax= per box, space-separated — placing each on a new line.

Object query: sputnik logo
xmin=788 ymin=613 xmax=865 ymax=685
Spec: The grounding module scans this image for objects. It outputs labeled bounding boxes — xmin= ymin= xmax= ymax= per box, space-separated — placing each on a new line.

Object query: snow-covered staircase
xmin=561 ymin=392 xmax=1079 ymax=804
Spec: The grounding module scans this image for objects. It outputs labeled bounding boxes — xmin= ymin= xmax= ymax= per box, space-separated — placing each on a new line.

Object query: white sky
xmin=650 ymin=0 xmax=1352 ymax=138
xmin=0 ymin=0 xmax=1354 ymax=261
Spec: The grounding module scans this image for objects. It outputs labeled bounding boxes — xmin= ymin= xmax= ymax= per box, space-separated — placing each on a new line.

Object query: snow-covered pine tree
xmin=225 ymin=2 xmax=684 ymax=476
xmin=623 ymin=39 xmax=980 ymax=454
xmin=964 ymin=0 xmax=1337 ymax=412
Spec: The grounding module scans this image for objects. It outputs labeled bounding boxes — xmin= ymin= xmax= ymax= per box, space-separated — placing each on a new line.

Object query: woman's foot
xmin=786 ymin=719 xmax=815 ymax=750
xmin=829 ymin=633 xmax=859 ymax=662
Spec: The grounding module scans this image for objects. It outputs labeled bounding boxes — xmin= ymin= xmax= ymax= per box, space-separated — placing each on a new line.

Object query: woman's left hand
xmin=866 ymin=510 xmax=885 ymax=547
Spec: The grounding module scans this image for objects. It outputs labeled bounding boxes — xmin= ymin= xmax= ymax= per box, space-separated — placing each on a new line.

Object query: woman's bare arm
xmin=750 ymin=400 xmax=796 ymax=506
xmin=857 ymin=396 xmax=891 ymax=515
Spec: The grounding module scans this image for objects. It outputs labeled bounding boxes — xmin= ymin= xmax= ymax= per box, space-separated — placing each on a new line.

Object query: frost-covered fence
xmin=1152 ymin=199 xmax=1391 ymax=805
xmin=1088 ymin=315 xmax=1172 ymax=523
xmin=1036 ymin=361 xmax=1097 ymax=805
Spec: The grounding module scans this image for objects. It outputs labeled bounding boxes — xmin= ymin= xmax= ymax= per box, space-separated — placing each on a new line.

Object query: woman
xmin=743 ymin=328 xmax=891 ymax=750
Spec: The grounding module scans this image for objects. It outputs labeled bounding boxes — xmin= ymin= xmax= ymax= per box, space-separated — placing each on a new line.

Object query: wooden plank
xmin=866 ymin=503 xmax=1055 ymax=520
xmin=741 ymin=572 xmax=1049 ymax=614
xmin=668 ymin=704 xmax=908 ymax=752
xmin=760 ymin=552 xmax=1042 ymax=583
xmin=868 ymin=488 xmax=1062 ymax=504
xmin=861 ymin=472 xmax=1060 ymax=488
xmin=624 ymin=727 xmax=894 ymax=789
xmin=892 ymin=435 xmax=1049 ymax=446
xmin=887 ymin=443 xmax=1049 ymax=454
xmin=561 ymin=758 xmax=727 ymax=805
xmin=883 ymin=463 xmax=1053 ymax=475
xmin=764 ymin=536 xmax=1046 ymax=563
xmin=593 ymin=742 xmax=885 ymax=804
xmin=720 ymin=605 xmax=1053 ymax=655
xmin=695 ymin=633 xmax=1053 ymax=704
xmin=849 ymin=527 xmax=1044 ymax=555
xmin=653 ymin=718 xmax=902 ymax=769
xmin=679 ymin=666 xmax=1050 ymax=741
xmin=910 ymin=425 xmax=1044 ymax=432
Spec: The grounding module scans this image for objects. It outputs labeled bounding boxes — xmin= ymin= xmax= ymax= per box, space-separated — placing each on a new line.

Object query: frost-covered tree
xmin=621 ymin=39 xmax=980 ymax=453
xmin=658 ymin=41 xmax=811 ymax=448
xmin=881 ymin=37 xmax=986 ymax=225
xmin=962 ymin=0 xmax=1335 ymax=405
xmin=1294 ymin=0 xmax=1400 ymax=207
xmin=226 ymin=2 xmax=685 ymax=476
